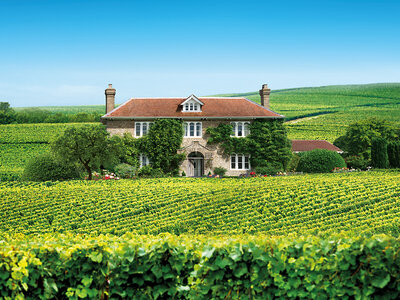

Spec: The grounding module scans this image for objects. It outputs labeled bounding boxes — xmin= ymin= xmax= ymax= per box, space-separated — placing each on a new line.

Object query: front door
xmin=187 ymin=152 xmax=204 ymax=177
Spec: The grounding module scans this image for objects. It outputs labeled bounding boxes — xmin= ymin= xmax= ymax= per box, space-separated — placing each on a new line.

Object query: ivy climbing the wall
xmin=137 ymin=119 xmax=185 ymax=175
xmin=206 ymin=119 xmax=292 ymax=171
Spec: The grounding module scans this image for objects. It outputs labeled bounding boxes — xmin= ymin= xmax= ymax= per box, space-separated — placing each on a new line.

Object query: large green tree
xmin=334 ymin=118 xmax=399 ymax=160
xmin=0 ymin=102 xmax=16 ymax=124
xmin=52 ymin=125 xmax=117 ymax=180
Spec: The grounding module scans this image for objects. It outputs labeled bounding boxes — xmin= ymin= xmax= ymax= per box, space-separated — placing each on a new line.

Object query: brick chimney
xmin=259 ymin=84 xmax=271 ymax=109
xmin=105 ymin=84 xmax=116 ymax=114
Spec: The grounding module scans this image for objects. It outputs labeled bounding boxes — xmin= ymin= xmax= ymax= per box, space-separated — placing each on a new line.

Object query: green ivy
xmin=206 ymin=119 xmax=292 ymax=169
xmin=138 ymin=119 xmax=185 ymax=175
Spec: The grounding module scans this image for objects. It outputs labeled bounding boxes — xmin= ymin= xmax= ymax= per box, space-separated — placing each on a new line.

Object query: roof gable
xmin=180 ymin=95 xmax=204 ymax=106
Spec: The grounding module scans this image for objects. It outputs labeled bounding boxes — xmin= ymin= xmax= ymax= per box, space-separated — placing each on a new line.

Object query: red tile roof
xmin=102 ymin=97 xmax=283 ymax=119
xmin=292 ymin=140 xmax=343 ymax=153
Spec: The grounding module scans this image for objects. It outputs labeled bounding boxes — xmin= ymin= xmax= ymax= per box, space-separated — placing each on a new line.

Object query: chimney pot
xmin=105 ymin=84 xmax=116 ymax=114
xmin=259 ymin=83 xmax=271 ymax=109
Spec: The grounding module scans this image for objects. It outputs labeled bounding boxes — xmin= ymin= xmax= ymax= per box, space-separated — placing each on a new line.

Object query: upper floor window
xmin=231 ymin=122 xmax=250 ymax=137
xmin=231 ymin=154 xmax=250 ymax=170
xmin=135 ymin=122 xmax=153 ymax=137
xmin=139 ymin=153 xmax=151 ymax=168
xmin=184 ymin=122 xmax=202 ymax=137
xmin=183 ymin=101 xmax=201 ymax=112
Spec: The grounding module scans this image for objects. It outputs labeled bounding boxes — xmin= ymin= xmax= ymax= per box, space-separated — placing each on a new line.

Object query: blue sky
xmin=0 ymin=0 xmax=399 ymax=107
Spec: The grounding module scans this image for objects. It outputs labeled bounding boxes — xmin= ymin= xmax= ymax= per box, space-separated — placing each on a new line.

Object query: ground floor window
xmin=230 ymin=154 xmax=250 ymax=170
xmin=139 ymin=153 xmax=150 ymax=168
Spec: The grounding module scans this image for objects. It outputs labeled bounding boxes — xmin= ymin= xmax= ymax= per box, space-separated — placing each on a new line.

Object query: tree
xmin=0 ymin=102 xmax=16 ymax=124
xmin=51 ymin=125 xmax=117 ymax=180
xmin=334 ymin=118 xmax=398 ymax=160
xmin=371 ymin=138 xmax=389 ymax=169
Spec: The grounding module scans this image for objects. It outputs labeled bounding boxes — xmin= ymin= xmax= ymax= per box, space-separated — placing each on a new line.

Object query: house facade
xmin=101 ymin=84 xmax=284 ymax=176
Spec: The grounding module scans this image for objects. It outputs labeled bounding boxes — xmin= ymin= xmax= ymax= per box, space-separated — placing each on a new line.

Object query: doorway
xmin=187 ymin=152 xmax=204 ymax=177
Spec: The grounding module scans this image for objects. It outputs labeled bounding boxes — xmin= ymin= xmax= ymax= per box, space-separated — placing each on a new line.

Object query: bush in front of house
xmin=287 ymin=153 xmax=301 ymax=172
xmin=138 ymin=166 xmax=164 ymax=178
xmin=23 ymin=153 xmax=80 ymax=181
xmin=255 ymin=162 xmax=283 ymax=176
xmin=297 ymin=149 xmax=346 ymax=173
xmin=213 ymin=167 xmax=227 ymax=177
xmin=114 ymin=163 xmax=136 ymax=179
xmin=344 ymin=155 xmax=370 ymax=170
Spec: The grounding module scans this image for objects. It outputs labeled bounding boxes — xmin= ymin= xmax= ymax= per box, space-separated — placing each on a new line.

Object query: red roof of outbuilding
xmin=292 ymin=140 xmax=343 ymax=153
xmin=102 ymin=97 xmax=283 ymax=119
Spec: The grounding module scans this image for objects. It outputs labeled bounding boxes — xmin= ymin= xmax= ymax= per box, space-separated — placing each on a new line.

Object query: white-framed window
xmin=183 ymin=101 xmax=201 ymax=112
xmin=135 ymin=122 xmax=153 ymax=137
xmin=230 ymin=154 xmax=250 ymax=170
xmin=184 ymin=122 xmax=202 ymax=137
xmin=231 ymin=122 xmax=250 ymax=137
xmin=139 ymin=153 xmax=150 ymax=168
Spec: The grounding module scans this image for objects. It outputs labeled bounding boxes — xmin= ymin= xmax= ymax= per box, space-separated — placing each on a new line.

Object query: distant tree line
xmin=0 ymin=102 xmax=102 ymax=124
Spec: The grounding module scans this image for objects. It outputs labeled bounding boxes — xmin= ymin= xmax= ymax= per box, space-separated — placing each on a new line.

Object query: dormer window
xmin=181 ymin=95 xmax=204 ymax=112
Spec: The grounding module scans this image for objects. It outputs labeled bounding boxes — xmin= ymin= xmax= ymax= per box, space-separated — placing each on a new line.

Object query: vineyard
xmin=0 ymin=123 xmax=101 ymax=179
xmin=221 ymin=83 xmax=400 ymax=142
xmin=1 ymin=171 xmax=399 ymax=236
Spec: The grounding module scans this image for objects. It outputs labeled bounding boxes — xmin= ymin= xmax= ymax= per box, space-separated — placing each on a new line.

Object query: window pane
xmin=238 ymin=123 xmax=243 ymax=137
xmin=142 ymin=123 xmax=148 ymax=135
xmin=194 ymin=104 xmax=197 ymax=111
xmin=244 ymin=123 xmax=250 ymax=136
xmin=238 ymin=155 xmax=243 ymax=169
xmin=136 ymin=123 xmax=141 ymax=136
xmin=185 ymin=104 xmax=189 ymax=111
xmin=244 ymin=156 xmax=250 ymax=169
xmin=190 ymin=103 xmax=193 ymax=111
xmin=184 ymin=123 xmax=188 ymax=136
xmin=231 ymin=155 xmax=236 ymax=169
xmin=190 ymin=122 xmax=195 ymax=136
xmin=196 ymin=122 xmax=201 ymax=137
xmin=231 ymin=122 xmax=236 ymax=136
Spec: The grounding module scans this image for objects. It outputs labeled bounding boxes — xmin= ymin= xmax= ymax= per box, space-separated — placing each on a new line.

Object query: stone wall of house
xmin=105 ymin=119 xmax=251 ymax=177
xmin=104 ymin=120 xmax=135 ymax=136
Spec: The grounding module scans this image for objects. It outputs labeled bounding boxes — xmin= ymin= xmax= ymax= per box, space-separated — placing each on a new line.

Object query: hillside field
xmin=1 ymin=171 xmax=399 ymax=236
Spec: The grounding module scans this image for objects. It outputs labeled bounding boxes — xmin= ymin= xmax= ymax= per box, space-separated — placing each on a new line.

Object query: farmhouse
xmin=101 ymin=84 xmax=284 ymax=176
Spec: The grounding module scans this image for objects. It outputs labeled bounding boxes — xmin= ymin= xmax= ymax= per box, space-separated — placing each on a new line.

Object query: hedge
xmin=1 ymin=233 xmax=400 ymax=299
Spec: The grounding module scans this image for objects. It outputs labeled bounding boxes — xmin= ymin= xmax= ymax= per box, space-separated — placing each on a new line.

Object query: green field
xmin=0 ymin=123 xmax=100 ymax=178
xmin=221 ymin=83 xmax=400 ymax=142
xmin=1 ymin=172 xmax=399 ymax=236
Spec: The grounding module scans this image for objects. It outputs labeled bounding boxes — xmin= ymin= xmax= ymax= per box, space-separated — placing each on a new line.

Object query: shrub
xmin=345 ymin=155 xmax=370 ymax=170
xmin=213 ymin=167 xmax=227 ymax=177
xmin=114 ymin=163 xmax=135 ymax=179
xmin=255 ymin=162 xmax=283 ymax=176
xmin=181 ymin=171 xmax=186 ymax=177
xmin=138 ymin=166 xmax=164 ymax=178
xmin=371 ymin=138 xmax=389 ymax=169
xmin=23 ymin=153 xmax=80 ymax=181
xmin=297 ymin=149 xmax=346 ymax=173
xmin=287 ymin=153 xmax=300 ymax=172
